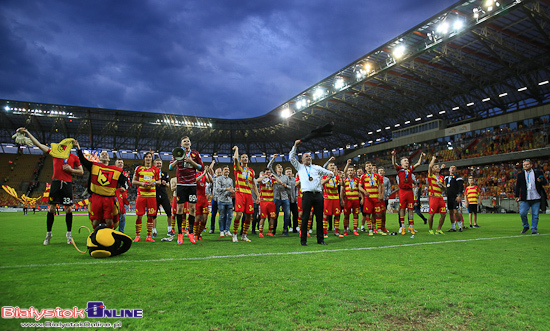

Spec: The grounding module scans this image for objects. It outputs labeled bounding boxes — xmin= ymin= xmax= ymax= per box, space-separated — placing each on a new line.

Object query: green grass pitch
xmin=1 ymin=212 xmax=549 ymax=330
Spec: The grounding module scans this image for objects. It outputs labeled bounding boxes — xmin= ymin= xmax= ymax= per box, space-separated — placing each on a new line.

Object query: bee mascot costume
xmin=72 ymin=224 xmax=132 ymax=258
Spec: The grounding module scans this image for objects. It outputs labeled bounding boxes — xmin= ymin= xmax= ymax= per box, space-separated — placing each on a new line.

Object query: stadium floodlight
xmin=452 ymin=106 xmax=460 ymax=110
xmin=467 ymin=102 xmax=475 ymax=106
xmin=354 ymin=64 xmax=367 ymax=80
xmin=4 ymin=106 xmax=10 ymax=111
xmin=439 ymin=110 xmax=446 ymax=114
xmin=393 ymin=45 xmax=406 ymax=59
xmin=364 ymin=63 xmax=371 ymax=72
xmin=518 ymin=87 xmax=527 ymax=91
xmin=485 ymin=0 xmax=499 ymax=11
xmin=368 ymin=131 xmax=373 ymax=135
xmin=473 ymin=7 xmax=485 ymax=19
xmin=296 ymin=97 xmax=308 ymax=110
xmin=281 ymin=107 xmax=291 ymax=118
xmin=404 ymin=121 xmax=410 ymax=124
xmin=368 ymin=140 xmax=373 ymax=144
xmin=453 ymin=20 xmax=464 ymax=31
xmin=385 ymin=126 xmax=390 ymax=130
xmin=427 ymin=114 xmax=434 ymax=118
xmin=539 ymin=80 xmax=549 ymax=85
xmin=376 ymin=129 xmax=382 ymax=132
xmin=395 ymin=124 xmax=400 ymax=127
xmin=415 ymin=118 xmax=421 ymax=121
xmin=333 ymin=77 xmax=345 ymax=90
xmin=499 ymin=93 xmax=507 ymax=97
xmin=437 ymin=21 xmax=449 ymax=34
xmin=313 ymin=87 xmax=326 ymax=100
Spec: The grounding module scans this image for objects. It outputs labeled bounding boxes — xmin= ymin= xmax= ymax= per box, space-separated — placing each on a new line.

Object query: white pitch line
xmin=1 ymin=233 xmax=547 ymax=270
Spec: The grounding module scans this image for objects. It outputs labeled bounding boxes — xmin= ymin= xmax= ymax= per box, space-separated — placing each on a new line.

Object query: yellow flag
xmin=2 ymin=185 xmax=22 ymax=202
xmin=49 ymin=138 xmax=74 ymax=159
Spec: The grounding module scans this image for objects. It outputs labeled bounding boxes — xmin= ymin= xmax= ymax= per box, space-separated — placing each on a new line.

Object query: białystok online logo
xmin=2 ymin=302 xmax=143 ymax=321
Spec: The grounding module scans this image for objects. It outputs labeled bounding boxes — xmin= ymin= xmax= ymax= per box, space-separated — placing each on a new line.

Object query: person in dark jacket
xmin=515 ymin=159 xmax=547 ymax=235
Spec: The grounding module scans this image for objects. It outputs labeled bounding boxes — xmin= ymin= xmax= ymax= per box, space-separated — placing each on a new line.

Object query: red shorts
xmin=89 ymin=194 xmax=118 ymax=221
xmin=235 ymin=192 xmax=254 ymax=214
xmin=343 ymin=199 xmax=361 ymax=215
xmin=172 ymin=196 xmax=178 ymax=215
xmin=363 ymin=197 xmax=383 ymax=214
xmin=136 ymin=196 xmax=157 ymax=216
xmin=195 ymin=197 xmax=209 ymax=216
xmin=429 ymin=196 xmax=447 ymax=214
xmin=399 ymin=189 xmax=414 ymax=210
xmin=324 ymin=199 xmax=341 ymax=216
xmin=260 ymin=200 xmax=276 ymax=219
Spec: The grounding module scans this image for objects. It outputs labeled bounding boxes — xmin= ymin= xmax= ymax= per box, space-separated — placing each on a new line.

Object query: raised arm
xmin=289 ymin=140 xmax=301 ymax=171
xmin=17 ymin=128 xmax=49 ymax=153
xmin=428 ymin=155 xmax=436 ymax=176
xmin=208 ymin=160 xmax=216 ymax=175
xmin=342 ymin=159 xmax=351 ymax=178
xmin=391 ymin=150 xmax=398 ymax=169
xmin=232 ymin=146 xmax=239 ymax=167
xmin=323 ymin=156 xmax=335 ymax=169
xmin=414 ymin=152 xmax=425 ymax=168
xmin=267 ymin=154 xmax=277 ymax=174
xmin=204 ymin=166 xmax=213 ymax=183
xmin=74 ymin=140 xmax=92 ymax=171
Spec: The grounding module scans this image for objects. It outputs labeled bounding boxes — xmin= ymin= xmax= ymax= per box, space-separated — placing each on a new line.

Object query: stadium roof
xmin=1 ymin=0 xmax=549 ymax=159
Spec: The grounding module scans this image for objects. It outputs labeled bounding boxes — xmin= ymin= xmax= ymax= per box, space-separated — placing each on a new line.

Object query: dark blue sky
xmin=1 ymin=0 xmax=457 ymax=119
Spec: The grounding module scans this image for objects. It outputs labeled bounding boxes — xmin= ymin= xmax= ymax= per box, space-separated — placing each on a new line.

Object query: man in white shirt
xmin=289 ymin=140 xmax=334 ymax=246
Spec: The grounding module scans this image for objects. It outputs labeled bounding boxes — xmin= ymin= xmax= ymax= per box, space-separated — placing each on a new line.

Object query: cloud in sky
xmin=0 ymin=0 xmax=457 ymax=119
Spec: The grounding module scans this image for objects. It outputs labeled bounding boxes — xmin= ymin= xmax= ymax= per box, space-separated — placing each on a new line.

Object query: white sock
xmin=167 ymin=226 xmax=172 ymax=233
xmin=66 ymin=231 xmax=71 ymax=236
xmin=458 ymin=221 xmax=463 ymax=229
xmin=152 ymin=227 xmax=157 ymax=232
xmin=451 ymin=223 xmax=456 ymax=230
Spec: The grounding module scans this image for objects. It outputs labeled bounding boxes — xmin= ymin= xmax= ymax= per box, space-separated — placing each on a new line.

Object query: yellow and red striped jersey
xmin=428 ymin=173 xmax=444 ymax=198
xmin=465 ymin=185 xmax=480 ymax=204
xmin=360 ymin=172 xmax=381 ymax=198
xmin=234 ymin=163 xmax=255 ymax=195
xmin=90 ymin=162 xmax=123 ymax=197
xmin=343 ymin=176 xmax=360 ymax=200
xmin=135 ymin=165 xmax=160 ymax=197
xmin=259 ymin=176 xmax=276 ymax=202
xmin=322 ymin=175 xmax=340 ymax=200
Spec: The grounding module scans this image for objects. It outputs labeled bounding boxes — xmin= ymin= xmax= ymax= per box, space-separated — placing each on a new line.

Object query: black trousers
xmin=290 ymin=202 xmax=298 ymax=231
xmin=301 ymin=192 xmax=324 ymax=243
